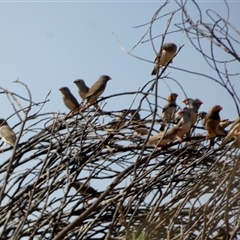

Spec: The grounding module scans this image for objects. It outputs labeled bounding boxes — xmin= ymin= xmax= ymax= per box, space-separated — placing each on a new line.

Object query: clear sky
xmin=0 ymin=1 xmax=239 ymax=137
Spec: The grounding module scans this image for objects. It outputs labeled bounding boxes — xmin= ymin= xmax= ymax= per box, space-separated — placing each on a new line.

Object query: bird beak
xmin=177 ymin=110 xmax=183 ymax=114
xmin=198 ymin=100 xmax=203 ymax=105
xmin=219 ymin=106 xmax=223 ymax=111
xmin=182 ymin=99 xmax=187 ymax=103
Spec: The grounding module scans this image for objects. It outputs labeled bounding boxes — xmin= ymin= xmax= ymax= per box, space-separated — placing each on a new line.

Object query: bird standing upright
xmin=151 ymin=42 xmax=177 ymax=75
xmin=198 ymin=111 xmax=230 ymax=136
xmin=73 ymin=79 xmax=89 ymax=100
xmin=160 ymin=93 xmax=178 ymax=131
xmin=182 ymin=98 xmax=203 ymax=126
xmin=0 ymin=118 xmax=16 ymax=148
xmin=205 ymin=105 xmax=222 ymax=146
xmin=82 ymin=75 xmax=111 ymax=110
xmin=176 ymin=107 xmax=191 ymax=142
xmin=59 ymin=87 xmax=80 ymax=115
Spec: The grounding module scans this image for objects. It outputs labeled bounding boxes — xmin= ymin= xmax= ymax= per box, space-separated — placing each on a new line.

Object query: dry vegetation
xmin=0 ymin=1 xmax=240 ymax=239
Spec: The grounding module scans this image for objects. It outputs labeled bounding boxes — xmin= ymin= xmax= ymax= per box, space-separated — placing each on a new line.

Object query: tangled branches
xmin=1 ymin=1 xmax=240 ymax=240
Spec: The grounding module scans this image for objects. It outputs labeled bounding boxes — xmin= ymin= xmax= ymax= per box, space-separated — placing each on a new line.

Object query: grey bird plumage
xmin=151 ymin=42 xmax=177 ymax=75
xmin=176 ymin=107 xmax=191 ymax=141
xmin=73 ymin=79 xmax=89 ymax=99
xmin=160 ymin=93 xmax=178 ymax=131
xmin=83 ymin=75 xmax=111 ymax=110
xmin=59 ymin=86 xmax=80 ymax=113
xmin=84 ymin=75 xmax=111 ymax=101
xmin=182 ymin=98 xmax=203 ymax=126
xmin=147 ymin=126 xmax=182 ymax=150
xmin=0 ymin=119 xmax=16 ymax=147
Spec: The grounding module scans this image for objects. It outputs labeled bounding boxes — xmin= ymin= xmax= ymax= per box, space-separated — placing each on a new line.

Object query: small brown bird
xmin=73 ymin=79 xmax=89 ymax=99
xmin=205 ymin=105 xmax=222 ymax=146
xmin=182 ymin=98 xmax=203 ymax=126
xmin=151 ymin=42 xmax=177 ymax=75
xmin=0 ymin=119 xmax=16 ymax=148
xmin=71 ymin=181 xmax=100 ymax=199
xmin=59 ymin=87 xmax=80 ymax=114
xmin=222 ymin=116 xmax=240 ymax=146
xmin=83 ymin=75 xmax=111 ymax=110
xmin=198 ymin=111 xmax=230 ymax=136
xmin=128 ymin=110 xmax=148 ymax=136
xmin=160 ymin=93 xmax=178 ymax=131
xmin=105 ymin=110 xmax=128 ymax=133
xmin=147 ymin=126 xmax=182 ymax=150
xmin=176 ymin=108 xmax=191 ymax=142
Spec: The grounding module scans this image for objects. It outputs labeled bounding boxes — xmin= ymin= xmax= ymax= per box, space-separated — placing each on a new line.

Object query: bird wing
xmin=223 ymin=122 xmax=240 ymax=144
xmin=0 ymin=126 xmax=16 ymax=146
xmin=85 ymin=82 xmax=106 ymax=99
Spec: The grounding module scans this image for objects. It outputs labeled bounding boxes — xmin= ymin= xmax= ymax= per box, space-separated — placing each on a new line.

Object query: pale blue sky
xmin=0 ymin=1 xmax=239 ymax=134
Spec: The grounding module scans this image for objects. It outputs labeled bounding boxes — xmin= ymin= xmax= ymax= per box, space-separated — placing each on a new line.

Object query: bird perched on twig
xmin=59 ymin=87 xmax=80 ymax=115
xmin=160 ymin=93 xmax=178 ymax=131
xmin=105 ymin=110 xmax=128 ymax=133
xmin=151 ymin=42 xmax=177 ymax=75
xmin=147 ymin=126 xmax=182 ymax=150
xmin=128 ymin=110 xmax=149 ymax=137
xmin=198 ymin=111 xmax=232 ymax=136
xmin=181 ymin=98 xmax=203 ymax=126
xmin=73 ymin=79 xmax=89 ymax=100
xmin=204 ymin=105 xmax=222 ymax=146
xmin=0 ymin=118 xmax=16 ymax=149
xmin=176 ymin=107 xmax=191 ymax=142
xmin=82 ymin=75 xmax=111 ymax=111
xmin=71 ymin=181 xmax=100 ymax=203
xmin=222 ymin=116 xmax=240 ymax=147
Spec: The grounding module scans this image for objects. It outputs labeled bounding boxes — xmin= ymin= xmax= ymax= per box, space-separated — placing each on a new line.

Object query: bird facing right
xmin=198 ymin=111 xmax=230 ymax=136
xmin=205 ymin=105 xmax=223 ymax=139
xmin=82 ymin=75 xmax=111 ymax=110
xmin=151 ymin=42 xmax=177 ymax=75
xmin=0 ymin=119 xmax=16 ymax=148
